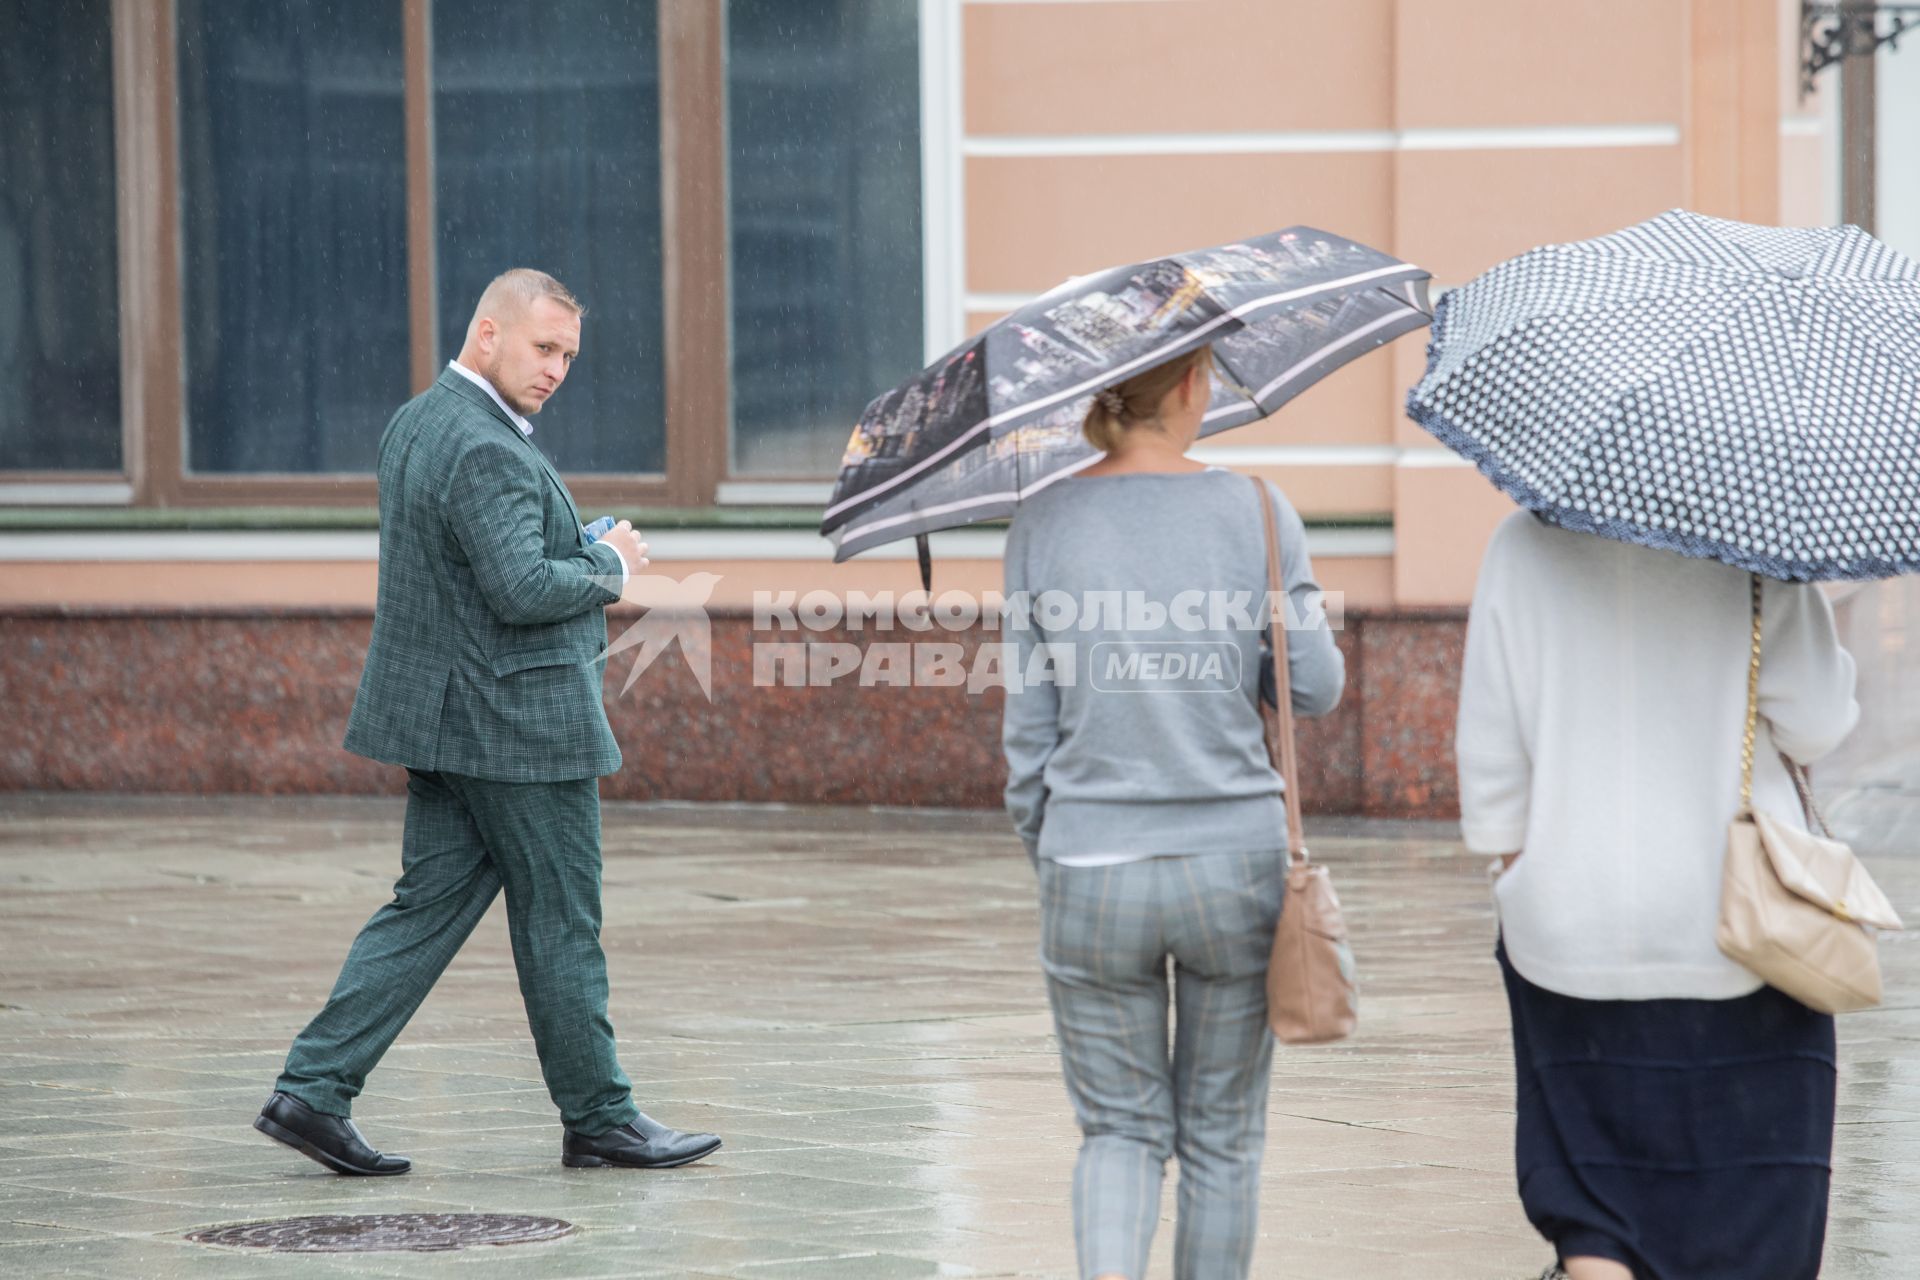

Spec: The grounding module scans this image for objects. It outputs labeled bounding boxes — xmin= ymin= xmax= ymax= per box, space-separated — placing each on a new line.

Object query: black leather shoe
xmin=562 ymin=1111 xmax=721 ymax=1169
xmin=254 ymin=1091 xmax=410 ymax=1176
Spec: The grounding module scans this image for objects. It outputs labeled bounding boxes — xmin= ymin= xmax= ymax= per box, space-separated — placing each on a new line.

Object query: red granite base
xmin=0 ymin=610 xmax=1464 ymax=819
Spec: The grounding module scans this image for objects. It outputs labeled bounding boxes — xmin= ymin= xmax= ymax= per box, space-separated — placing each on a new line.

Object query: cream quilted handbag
xmin=1717 ymin=576 xmax=1903 ymax=1013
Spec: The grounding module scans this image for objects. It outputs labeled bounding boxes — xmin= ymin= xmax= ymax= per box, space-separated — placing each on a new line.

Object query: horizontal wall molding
xmin=0 ymin=525 xmax=1395 ymax=564
xmin=0 ymin=483 xmax=136 ymax=506
xmin=1395 ymin=448 xmax=1474 ymax=469
xmin=1399 ymin=125 xmax=1680 ymax=151
xmin=963 ymin=291 xmax=1036 ymax=314
xmin=965 ymin=130 xmax=1399 ymax=158
xmin=963 ymin=124 xmax=1681 ymax=159
xmin=1192 ymin=445 xmax=1399 ymax=467
xmin=1194 ymin=445 xmax=1472 ymax=469
xmin=715 ymin=450 xmax=1475 ymax=492
xmin=0 ymin=532 xmax=385 ymax=561
xmin=716 ymin=481 xmax=835 ymax=505
xmin=971 ymin=285 xmax=1459 ymax=313
xmin=718 ymin=449 xmax=1476 ymax=487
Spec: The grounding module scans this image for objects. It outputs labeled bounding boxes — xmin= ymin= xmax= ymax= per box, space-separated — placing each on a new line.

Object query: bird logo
xmin=592 ymin=572 xmax=723 ymax=701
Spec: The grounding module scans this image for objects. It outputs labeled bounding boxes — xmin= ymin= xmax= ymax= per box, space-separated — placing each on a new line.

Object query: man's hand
xmin=599 ymin=520 xmax=650 ymax=573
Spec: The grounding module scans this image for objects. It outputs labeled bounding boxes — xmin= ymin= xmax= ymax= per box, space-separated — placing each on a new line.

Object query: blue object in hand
xmin=581 ymin=515 xmax=617 ymax=544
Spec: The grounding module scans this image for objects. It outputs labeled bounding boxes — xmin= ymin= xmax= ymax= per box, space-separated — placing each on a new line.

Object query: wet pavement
xmin=1 ymin=794 xmax=1916 ymax=1279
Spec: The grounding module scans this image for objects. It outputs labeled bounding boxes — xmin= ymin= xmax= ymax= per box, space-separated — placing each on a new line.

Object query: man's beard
xmin=481 ymin=357 xmax=537 ymax=416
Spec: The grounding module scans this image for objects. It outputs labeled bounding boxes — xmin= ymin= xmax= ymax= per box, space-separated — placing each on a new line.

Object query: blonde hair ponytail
xmin=1082 ymin=345 xmax=1214 ymax=453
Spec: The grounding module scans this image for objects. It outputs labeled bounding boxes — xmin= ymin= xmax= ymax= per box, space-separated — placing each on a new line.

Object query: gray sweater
xmin=1001 ymin=469 xmax=1345 ymax=862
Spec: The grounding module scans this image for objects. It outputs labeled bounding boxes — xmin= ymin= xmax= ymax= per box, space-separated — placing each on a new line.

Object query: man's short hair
xmin=469 ymin=268 xmax=585 ymax=338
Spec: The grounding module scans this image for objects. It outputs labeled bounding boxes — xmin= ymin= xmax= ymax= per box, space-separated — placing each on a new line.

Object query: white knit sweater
xmin=1457 ymin=513 xmax=1860 ymax=1000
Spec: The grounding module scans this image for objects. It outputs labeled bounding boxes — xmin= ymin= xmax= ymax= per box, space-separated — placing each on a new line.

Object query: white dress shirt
xmin=449 ymin=359 xmax=533 ymax=436
xmin=1458 ymin=512 xmax=1859 ymax=1000
xmin=446 ymin=359 xmax=629 ymax=589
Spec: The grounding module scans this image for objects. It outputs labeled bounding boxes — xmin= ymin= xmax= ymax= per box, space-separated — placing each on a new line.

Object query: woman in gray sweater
xmin=1002 ymin=345 xmax=1345 ymax=1280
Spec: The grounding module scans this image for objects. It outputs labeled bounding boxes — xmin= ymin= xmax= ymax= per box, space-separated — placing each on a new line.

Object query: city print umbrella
xmin=1407 ymin=209 xmax=1920 ymax=581
xmin=821 ymin=227 xmax=1432 ymax=565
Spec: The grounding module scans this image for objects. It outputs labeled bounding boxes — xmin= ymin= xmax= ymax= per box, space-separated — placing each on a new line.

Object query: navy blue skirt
xmin=1498 ymin=943 xmax=1836 ymax=1280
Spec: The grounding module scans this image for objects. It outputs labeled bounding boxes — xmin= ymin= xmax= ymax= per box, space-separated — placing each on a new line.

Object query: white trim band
xmin=716 ymin=481 xmax=835 ymax=505
xmin=0 ymin=483 xmax=136 ymax=506
xmin=1400 ymin=124 xmax=1681 ymax=151
xmin=1190 ymin=446 xmax=1401 ymax=467
xmin=1396 ymin=449 xmax=1475 ymax=469
xmin=788 ymin=445 xmax=1474 ymax=470
xmin=0 ymin=532 xmax=385 ymax=561
xmin=963 ymin=124 xmax=1681 ymax=159
xmin=964 ymin=291 xmax=1039 ymax=314
xmin=965 ymin=130 xmax=1399 ymax=158
xmin=976 ymin=286 xmax=1455 ymax=312
xmin=0 ymin=526 xmax=1395 ymax=563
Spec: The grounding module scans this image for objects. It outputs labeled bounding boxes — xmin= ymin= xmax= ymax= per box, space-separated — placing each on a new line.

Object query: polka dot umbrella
xmin=1406 ymin=209 xmax=1920 ymax=581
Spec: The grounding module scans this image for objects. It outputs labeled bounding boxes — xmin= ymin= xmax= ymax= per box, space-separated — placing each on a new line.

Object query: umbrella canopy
xmin=1407 ymin=209 xmax=1920 ymax=581
xmin=822 ymin=228 xmax=1431 ymax=561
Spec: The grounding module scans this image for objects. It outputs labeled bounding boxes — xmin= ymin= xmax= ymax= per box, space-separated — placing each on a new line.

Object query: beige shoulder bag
xmin=1252 ymin=477 xmax=1358 ymax=1044
xmin=1717 ymin=574 xmax=1903 ymax=1013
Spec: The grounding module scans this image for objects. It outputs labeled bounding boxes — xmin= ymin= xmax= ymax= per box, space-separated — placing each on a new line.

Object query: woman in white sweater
xmin=1457 ymin=511 xmax=1859 ymax=1280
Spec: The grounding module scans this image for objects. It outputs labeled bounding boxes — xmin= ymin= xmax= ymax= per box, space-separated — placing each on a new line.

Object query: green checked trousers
xmin=276 ymin=769 xmax=639 ymax=1136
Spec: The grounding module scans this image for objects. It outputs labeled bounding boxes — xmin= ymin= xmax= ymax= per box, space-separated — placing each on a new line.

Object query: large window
xmin=3 ymin=1 xmax=935 ymax=504
xmin=435 ymin=0 xmax=665 ymax=474
xmin=178 ymin=0 xmax=410 ymax=473
xmin=726 ymin=0 xmax=924 ymax=475
xmin=0 ymin=0 xmax=123 ymax=473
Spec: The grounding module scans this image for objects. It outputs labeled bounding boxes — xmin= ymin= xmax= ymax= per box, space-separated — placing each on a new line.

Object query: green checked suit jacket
xmin=343 ymin=367 xmax=626 ymax=782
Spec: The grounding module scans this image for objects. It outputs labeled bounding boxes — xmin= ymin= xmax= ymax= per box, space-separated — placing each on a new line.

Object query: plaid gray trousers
xmin=1038 ymin=849 xmax=1285 ymax=1280
xmin=277 ymin=769 xmax=638 ymax=1135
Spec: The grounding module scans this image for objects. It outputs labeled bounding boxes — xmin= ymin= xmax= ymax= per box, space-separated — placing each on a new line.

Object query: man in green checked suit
xmin=256 ymin=270 xmax=720 ymax=1175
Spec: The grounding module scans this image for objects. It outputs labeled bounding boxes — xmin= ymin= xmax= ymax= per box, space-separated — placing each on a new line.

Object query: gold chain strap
xmin=1739 ymin=573 xmax=1763 ymax=815
xmin=1738 ymin=573 xmax=1836 ymax=835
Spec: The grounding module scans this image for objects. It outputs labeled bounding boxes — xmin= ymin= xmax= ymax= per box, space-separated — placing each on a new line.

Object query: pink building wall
xmin=0 ymin=1 xmax=1855 ymax=812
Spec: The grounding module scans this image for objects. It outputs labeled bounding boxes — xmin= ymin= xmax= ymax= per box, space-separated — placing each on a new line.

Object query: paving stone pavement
xmin=1 ymin=795 xmax=1916 ymax=1279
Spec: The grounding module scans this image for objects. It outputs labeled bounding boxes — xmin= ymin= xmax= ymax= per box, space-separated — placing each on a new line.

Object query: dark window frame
xmin=6 ymin=0 xmax=920 ymax=508
xmin=30 ymin=0 xmax=723 ymax=508
xmin=0 ymin=0 xmax=131 ymax=488
xmin=722 ymin=0 xmax=928 ymax=483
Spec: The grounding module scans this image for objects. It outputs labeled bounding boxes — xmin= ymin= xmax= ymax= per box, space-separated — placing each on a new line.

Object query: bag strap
xmin=1739 ymin=573 xmax=1763 ymax=816
xmin=1251 ymin=475 xmax=1308 ymax=863
xmin=1740 ymin=572 xmax=1834 ymax=838
xmin=1786 ymin=756 xmax=1835 ymax=838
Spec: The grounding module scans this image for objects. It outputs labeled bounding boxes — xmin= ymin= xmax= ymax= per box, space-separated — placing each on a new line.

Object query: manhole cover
xmin=186 ymin=1213 xmax=574 ymax=1252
